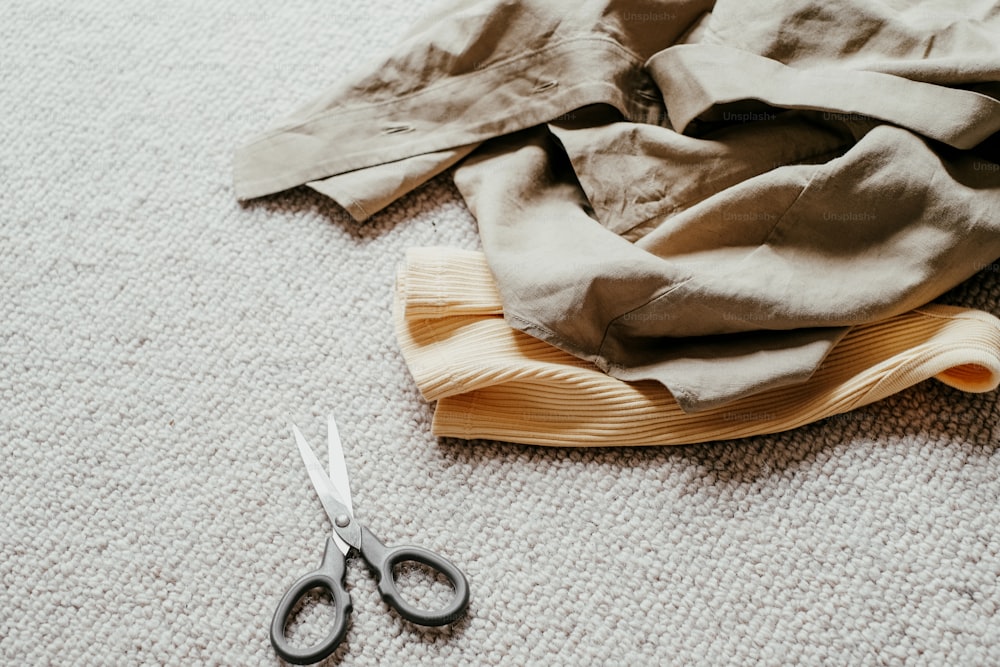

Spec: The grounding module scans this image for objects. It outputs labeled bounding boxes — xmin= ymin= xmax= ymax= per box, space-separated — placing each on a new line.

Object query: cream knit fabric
xmin=395 ymin=247 xmax=1000 ymax=447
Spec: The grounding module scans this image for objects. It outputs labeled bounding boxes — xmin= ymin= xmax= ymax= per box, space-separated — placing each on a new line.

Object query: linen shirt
xmin=234 ymin=0 xmax=1000 ymax=411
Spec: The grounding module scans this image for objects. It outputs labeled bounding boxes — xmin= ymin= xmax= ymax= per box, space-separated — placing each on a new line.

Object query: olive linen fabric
xmin=234 ymin=0 xmax=1000 ymax=411
xmin=394 ymin=247 xmax=1000 ymax=447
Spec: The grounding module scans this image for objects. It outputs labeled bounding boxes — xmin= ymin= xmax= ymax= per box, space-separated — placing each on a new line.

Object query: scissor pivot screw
xmin=335 ymin=514 xmax=351 ymax=528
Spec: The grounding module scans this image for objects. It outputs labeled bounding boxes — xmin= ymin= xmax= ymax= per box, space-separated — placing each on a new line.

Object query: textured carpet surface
xmin=2 ymin=1 xmax=1000 ymax=665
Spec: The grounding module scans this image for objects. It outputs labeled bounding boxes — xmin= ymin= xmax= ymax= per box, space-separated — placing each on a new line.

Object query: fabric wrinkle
xmin=234 ymin=0 xmax=1000 ymax=419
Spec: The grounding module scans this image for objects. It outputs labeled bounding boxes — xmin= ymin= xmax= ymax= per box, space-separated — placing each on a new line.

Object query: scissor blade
xmin=291 ymin=424 xmax=361 ymax=553
xmin=326 ymin=415 xmax=353 ymax=515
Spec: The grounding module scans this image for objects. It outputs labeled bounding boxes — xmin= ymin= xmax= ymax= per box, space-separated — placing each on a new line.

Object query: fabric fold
xmin=647 ymin=44 xmax=1000 ymax=149
xmin=454 ymin=123 xmax=1000 ymax=412
xmin=232 ymin=36 xmax=664 ymax=202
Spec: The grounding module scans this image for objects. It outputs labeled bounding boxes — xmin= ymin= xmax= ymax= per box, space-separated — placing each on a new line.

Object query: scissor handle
xmin=358 ymin=525 xmax=470 ymax=626
xmin=270 ymin=538 xmax=353 ymax=665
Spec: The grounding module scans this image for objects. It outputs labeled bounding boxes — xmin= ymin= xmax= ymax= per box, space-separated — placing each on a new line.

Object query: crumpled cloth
xmin=235 ymin=0 xmax=1000 ymax=411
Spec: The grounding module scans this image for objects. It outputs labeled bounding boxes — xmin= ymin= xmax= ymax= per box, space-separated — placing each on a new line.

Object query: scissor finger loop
xmin=270 ymin=538 xmax=353 ymax=665
xmin=356 ymin=524 xmax=471 ymax=626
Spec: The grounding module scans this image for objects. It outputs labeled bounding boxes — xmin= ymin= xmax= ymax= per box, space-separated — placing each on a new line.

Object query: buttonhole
xmin=381 ymin=123 xmax=415 ymax=135
xmin=532 ymin=80 xmax=559 ymax=93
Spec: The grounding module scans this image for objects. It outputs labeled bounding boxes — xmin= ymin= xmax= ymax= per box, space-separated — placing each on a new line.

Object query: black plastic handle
xmin=358 ymin=525 xmax=470 ymax=626
xmin=270 ymin=538 xmax=353 ymax=665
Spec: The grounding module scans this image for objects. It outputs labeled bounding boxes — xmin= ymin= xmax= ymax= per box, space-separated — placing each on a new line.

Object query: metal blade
xmin=292 ymin=424 xmax=361 ymax=552
xmin=326 ymin=415 xmax=353 ymax=515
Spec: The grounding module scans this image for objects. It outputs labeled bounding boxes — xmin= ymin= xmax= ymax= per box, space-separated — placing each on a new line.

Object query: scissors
xmin=270 ymin=415 xmax=471 ymax=664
